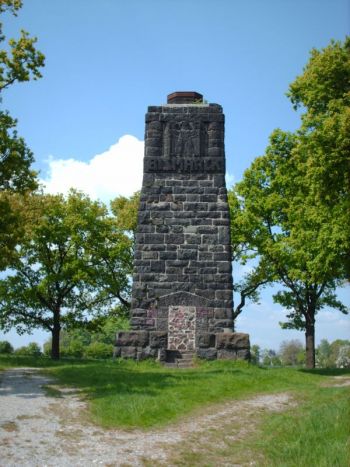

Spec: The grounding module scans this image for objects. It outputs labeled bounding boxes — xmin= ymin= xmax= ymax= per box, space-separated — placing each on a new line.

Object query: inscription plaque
xmin=144 ymin=157 xmax=224 ymax=173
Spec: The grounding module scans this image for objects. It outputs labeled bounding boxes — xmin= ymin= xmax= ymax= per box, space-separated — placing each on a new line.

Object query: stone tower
xmin=115 ymin=92 xmax=250 ymax=362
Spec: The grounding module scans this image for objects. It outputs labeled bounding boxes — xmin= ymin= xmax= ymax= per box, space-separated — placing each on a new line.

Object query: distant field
xmin=1 ymin=355 xmax=349 ymax=466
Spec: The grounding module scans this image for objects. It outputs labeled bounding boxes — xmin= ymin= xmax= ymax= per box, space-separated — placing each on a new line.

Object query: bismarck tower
xmin=115 ymin=92 xmax=250 ymax=364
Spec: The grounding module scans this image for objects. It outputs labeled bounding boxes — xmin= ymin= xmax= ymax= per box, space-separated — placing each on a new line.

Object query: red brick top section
xmin=167 ymin=91 xmax=203 ymax=104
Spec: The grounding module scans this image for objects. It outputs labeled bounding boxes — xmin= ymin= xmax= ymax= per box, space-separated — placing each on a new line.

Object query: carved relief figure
xmin=163 ymin=121 xmax=202 ymax=157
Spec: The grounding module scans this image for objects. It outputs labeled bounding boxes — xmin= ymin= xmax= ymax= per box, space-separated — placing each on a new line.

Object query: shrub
xmin=84 ymin=341 xmax=114 ymax=359
xmin=61 ymin=340 xmax=85 ymax=358
xmin=0 ymin=340 xmax=14 ymax=354
xmin=279 ymin=340 xmax=304 ymax=366
xmin=15 ymin=342 xmax=42 ymax=356
xmin=336 ymin=345 xmax=350 ymax=368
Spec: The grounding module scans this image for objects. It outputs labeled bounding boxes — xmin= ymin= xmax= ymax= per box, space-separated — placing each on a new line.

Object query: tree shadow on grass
xmin=299 ymin=368 xmax=350 ymax=376
xmin=48 ymin=363 xmax=248 ymax=401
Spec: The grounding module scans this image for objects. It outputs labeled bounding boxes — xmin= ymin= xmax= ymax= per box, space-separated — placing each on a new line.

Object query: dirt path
xmin=0 ymin=368 xmax=294 ymax=467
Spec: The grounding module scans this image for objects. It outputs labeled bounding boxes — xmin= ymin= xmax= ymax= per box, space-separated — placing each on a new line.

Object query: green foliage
xmin=0 ymin=191 xmax=132 ymax=359
xmin=89 ymin=314 xmax=130 ymax=345
xmin=61 ymin=340 xmax=85 ymax=358
xmin=316 ymin=338 xmax=333 ymax=368
xmin=0 ymin=0 xmax=44 ymax=270
xmin=261 ymin=348 xmax=282 ymax=367
xmin=250 ymin=344 xmax=260 ymax=365
xmin=287 ymin=37 xmax=350 ymax=278
xmin=0 ymin=339 xmax=13 ymax=353
xmin=0 ymin=0 xmax=45 ymax=91
xmin=84 ymin=342 xmax=114 ymax=359
xmin=234 ymin=38 xmax=350 ymax=367
xmin=315 ymin=338 xmax=350 ymax=369
xmin=14 ymin=341 xmax=41 ymax=356
xmin=0 ymin=112 xmax=36 ymax=192
xmin=279 ymin=339 xmax=305 ymax=366
xmin=228 ymin=188 xmax=274 ymax=326
xmin=43 ymin=316 xmax=129 ymax=358
xmin=336 ymin=345 xmax=350 ymax=368
xmin=110 ymin=191 xmax=140 ymax=240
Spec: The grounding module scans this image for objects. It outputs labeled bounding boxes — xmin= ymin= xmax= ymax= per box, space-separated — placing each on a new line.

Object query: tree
xmin=316 ymin=339 xmax=332 ymax=368
xmin=237 ymin=130 xmax=348 ymax=368
xmin=43 ymin=315 xmax=129 ymax=358
xmin=261 ymin=348 xmax=281 ymax=367
xmin=0 ymin=191 xmax=131 ymax=359
xmin=14 ymin=341 xmax=41 ymax=356
xmin=0 ymin=339 xmax=13 ymax=353
xmin=0 ymin=1 xmax=45 ymax=92
xmin=0 ymin=0 xmax=45 ymax=269
xmin=336 ymin=345 xmax=350 ymax=368
xmin=110 ymin=191 xmax=140 ymax=242
xmin=250 ymin=344 xmax=260 ymax=365
xmin=279 ymin=340 xmax=305 ymax=366
xmin=329 ymin=339 xmax=350 ymax=367
xmin=102 ymin=192 xmax=141 ymax=312
xmin=287 ymin=37 xmax=350 ymax=278
xmin=235 ymin=38 xmax=349 ymax=368
xmin=86 ymin=215 xmax=133 ymax=312
xmin=228 ymin=189 xmax=274 ymax=328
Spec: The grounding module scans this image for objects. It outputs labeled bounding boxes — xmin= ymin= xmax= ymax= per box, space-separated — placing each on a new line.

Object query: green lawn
xmin=1 ymin=355 xmax=349 ymax=466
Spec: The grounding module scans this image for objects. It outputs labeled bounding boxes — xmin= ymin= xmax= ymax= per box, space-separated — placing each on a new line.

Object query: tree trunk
xmin=51 ymin=310 xmax=61 ymax=360
xmin=305 ymin=321 xmax=315 ymax=369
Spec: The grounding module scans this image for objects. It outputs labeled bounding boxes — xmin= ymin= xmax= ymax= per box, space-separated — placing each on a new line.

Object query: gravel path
xmin=0 ymin=367 xmax=293 ymax=467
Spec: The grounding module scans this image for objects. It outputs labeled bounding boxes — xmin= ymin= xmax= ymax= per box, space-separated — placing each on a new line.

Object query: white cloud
xmin=225 ymin=172 xmax=235 ymax=188
xmin=42 ymin=137 xmax=237 ymax=205
xmin=42 ymin=135 xmax=144 ymax=203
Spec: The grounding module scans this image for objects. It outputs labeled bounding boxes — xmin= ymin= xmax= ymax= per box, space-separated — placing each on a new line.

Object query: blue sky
xmin=1 ymin=0 xmax=349 ymax=350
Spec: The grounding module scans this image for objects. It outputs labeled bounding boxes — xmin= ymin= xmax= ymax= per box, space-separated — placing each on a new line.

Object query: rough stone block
xmin=116 ymin=331 xmax=149 ymax=347
xmin=120 ymin=346 xmax=137 ymax=359
xmin=137 ymin=346 xmax=158 ymax=360
xmin=157 ymin=348 xmax=166 ymax=361
xmin=113 ymin=346 xmax=121 ymax=358
xmin=237 ymin=349 xmax=250 ymax=361
xmin=214 ymin=308 xmax=231 ymax=319
xmin=197 ymin=333 xmax=216 ymax=348
xmin=178 ymin=249 xmax=197 ymax=260
xmin=215 ymin=332 xmax=250 ymax=350
xmin=131 ymin=309 xmax=148 ymax=318
xmin=213 ymin=320 xmax=233 ymax=330
xmin=217 ymin=349 xmax=237 ymax=360
xmin=156 ymin=318 xmax=168 ymax=332
xmin=197 ymin=348 xmax=217 ymax=360
xmin=149 ymin=331 xmax=168 ymax=348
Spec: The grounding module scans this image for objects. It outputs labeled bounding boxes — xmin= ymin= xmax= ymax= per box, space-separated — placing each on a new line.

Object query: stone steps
xmin=163 ymin=350 xmax=196 ymax=368
xmin=175 ymin=351 xmax=196 ymax=368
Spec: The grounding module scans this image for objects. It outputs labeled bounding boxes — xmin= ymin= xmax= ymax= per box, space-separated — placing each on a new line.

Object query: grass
xmin=41 ymin=384 xmax=63 ymax=398
xmin=41 ymin=359 xmax=328 ymax=428
xmin=0 ymin=354 xmax=87 ymax=369
xmin=255 ymin=386 xmax=350 ymax=466
xmin=1 ymin=355 xmax=349 ymax=465
xmin=166 ymin=377 xmax=350 ymax=466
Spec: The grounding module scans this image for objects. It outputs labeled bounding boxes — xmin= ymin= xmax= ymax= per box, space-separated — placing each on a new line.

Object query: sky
xmin=1 ymin=0 xmax=349 ymax=351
